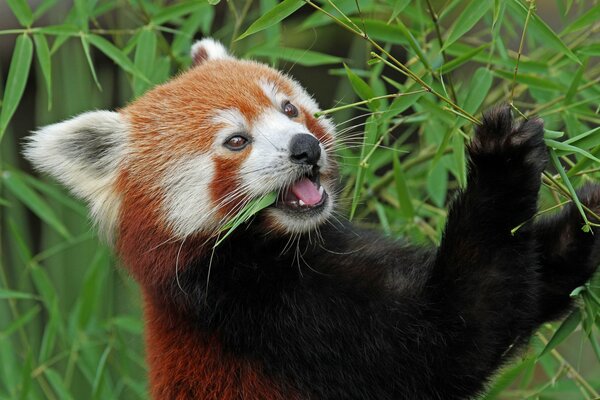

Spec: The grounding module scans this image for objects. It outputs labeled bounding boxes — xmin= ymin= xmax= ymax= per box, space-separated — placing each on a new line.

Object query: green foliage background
xmin=1 ymin=0 xmax=599 ymax=398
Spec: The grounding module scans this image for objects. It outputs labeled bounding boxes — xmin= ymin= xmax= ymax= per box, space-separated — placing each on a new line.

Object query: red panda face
xmin=26 ymin=39 xmax=337 ymax=243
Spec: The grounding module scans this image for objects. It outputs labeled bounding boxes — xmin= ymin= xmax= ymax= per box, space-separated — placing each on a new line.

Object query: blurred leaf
xmin=395 ymin=19 xmax=430 ymax=70
xmin=133 ymin=28 xmax=157 ymax=96
xmin=6 ymin=0 xmax=33 ymax=26
xmin=91 ymin=345 xmax=111 ymax=400
xmin=0 ymin=34 xmax=33 ymax=141
xmin=0 ymin=289 xmax=38 ymax=300
xmin=538 ymin=308 xmax=581 ymax=359
xmin=0 ymin=306 xmax=41 ymax=339
xmin=80 ymin=34 xmax=102 ymax=90
xmin=461 ymin=67 xmax=493 ymax=115
xmin=440 ymin=44 xmax=489 ymax=73
xmin=392 ymin=153 xmax=415 ymax=218
xmin=576 ymin=43 xmax=600 ymax=57
xmin=546 ymin=139 xmax=600 ymax=163
xmin=33 ymin=0 xmax=59 ymax=21
xmin=87 ymin=34 xmax=150 ymax=84
xmin=237 ymin=0 xmax=304 ymax=41
xmin=2 ymin=170 xmax=71 ymax=239
xmin=508 ymin=0 xmax=581 ymax=65
xmin=350 ymin=116 xmax=378 ymax=219
xmin=484 ymin=357 xmax=535 ymax=399
xmin=442 ymin=1 xmax=491 ymax=50
xmin=111 ymin=316 xmax=143 ymax=335
xmin=549 ymin=150 xmax=589 ymax=228
xmin=248 ymin=46 xmax=343 ymax=66
xmin=389 ymin=0 xmax=411 ymax=20
xmin=37 ymin=24 xmax=79 ymax=36
xmin=427 ymin=161 xmax=447 ymax=207
xmin=562 ymin=4 xmax=600 ymax=34
xmin=33 ymin=34 xmax=52 ymax=109
xmin=493 ymin=70 xmax=565 ymax=91
xmin=344 ymin=64 xmax=377 ymax=108
xmin=564 ymin=57 xmax=587 ymax=104
xmin=563 ymin=127 xmax=600 ymax=150
xmin=151 ymin=1 xmax=202 ymax=25
xmin=15 ymin=170 xmax=87 ymax=216
xmin=350 ymin=19 xmax=408 ymax=45
xmin=544 ymin=129 xmax=564 ymax=140
xmin=45 ymin=368 xmax=75 ymax=400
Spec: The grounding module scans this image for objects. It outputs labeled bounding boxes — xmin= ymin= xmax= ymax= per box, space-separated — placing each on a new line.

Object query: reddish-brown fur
xmin=115 ymin=59 xmax=327 ymax=398
xmin=144 ymin=292 xmax=295 ymax=400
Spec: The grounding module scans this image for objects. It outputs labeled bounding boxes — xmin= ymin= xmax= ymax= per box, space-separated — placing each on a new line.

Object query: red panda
xmin=25 ymin=38 xmax=600 ymax=399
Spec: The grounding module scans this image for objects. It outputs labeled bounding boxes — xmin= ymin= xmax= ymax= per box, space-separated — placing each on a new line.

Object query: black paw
xmin=469 ymin=105 xmax=548 ymax=175
xmin=576 ymin=183 xmax=600 ymax=224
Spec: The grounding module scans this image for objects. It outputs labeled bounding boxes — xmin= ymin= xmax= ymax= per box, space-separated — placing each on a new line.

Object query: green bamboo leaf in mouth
xmin=214 ymin=192 xmax=278 ymax=248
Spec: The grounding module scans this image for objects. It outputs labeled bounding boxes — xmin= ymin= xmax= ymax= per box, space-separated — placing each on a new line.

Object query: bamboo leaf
xmin=545 ymin=139 xmax=600 ymax=164
xmin=392 ymin=153 xmax=415 ymax=218
xmin=237 ymin=0 xmax=304 ymax=41
xmin=0 ymin=34 xmax=33 ymax=142
xmin=32 ymin=0 xmax=58 ymax=21
xmin=563 ymin=127 xmax=600 ymax=149
xmin=133 ymin=28 xmax=157 ymax=96
xmin=538 ymin=308 xmax=581 ymax=358
xmin=344 ymin=64 xmax=378 ymax=108
xmin=0 ymin=306 xmax=40 ymax=339
xmin=389 ymin=0 xmax=411 ymax=20
xmin=461 ymin=67 xmax=493 ymax=115
xmin=562 ymin=4 xmax=600 ymax=34
xmin=484 ymin=357 xmax=535 ymax=399
xmin=350 ymin=116 xmax=378 ymax=220
xmin=37 ymin=24 xmax=79 ymax=36
xmin=45 ymin=368 xmax=75 ymax=400
xmin=248 ymin=46 xmax=343 ymax=66
xmin=442 ymin=1 xmax=491 ymax=50
xmin=87 ymin=34 xmax=150 ymax=83
xmin=544 ymin=129 xmax=564 ymax=140
xmin=549 ymin=150 xmax=589 ymax=229
xmin=80 ymin=34 xmax=102 ymax=90
xmin=440 ymin=44 xmax=489 ymax=73
xmin=350 ymin=19 xmax=408 ymax=45
xmin=0 ymin=289 xmax=38 ymax=300
xmin=508 ymin=0 xmax=581 ymax=65
xmin=2 ymin=170 xmax=71 ymax=239
xmin=395 ymin=19 xmax=430 ymax=70
xmin=33 ymin=34 xmax=52 ymax=109
xmin=215 ymin=192 xmax=277 ymax=247
xmin=6 ymin=0 xmax=33 ymax=26
xmin=151 ymin=0 xmax=203 ymax=25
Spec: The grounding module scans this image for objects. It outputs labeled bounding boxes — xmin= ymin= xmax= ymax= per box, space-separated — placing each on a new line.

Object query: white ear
xmin=190 ymin=38 xmax=232 ymax=66
xmin=23 ymin=111 xmax=128 ymax=238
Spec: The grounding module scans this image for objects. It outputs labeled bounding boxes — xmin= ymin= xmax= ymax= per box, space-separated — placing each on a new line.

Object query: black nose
xmin=289 ymin=133 xmax=321 ymax=165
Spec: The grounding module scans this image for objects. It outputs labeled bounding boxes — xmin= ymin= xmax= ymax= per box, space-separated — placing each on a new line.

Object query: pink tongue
xmin=291 ymin=178 xmax=322 ymax=205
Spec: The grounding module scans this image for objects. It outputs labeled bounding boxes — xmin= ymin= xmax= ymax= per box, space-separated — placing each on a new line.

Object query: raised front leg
xmin=426 ymin=106 xmax=548 ymax=395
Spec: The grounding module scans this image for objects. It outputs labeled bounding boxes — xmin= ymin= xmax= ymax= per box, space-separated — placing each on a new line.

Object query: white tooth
xmin=299 ymin=200 xmax=306 ymax=206
xmin=318 ymin=186 xmax=324 ymax=195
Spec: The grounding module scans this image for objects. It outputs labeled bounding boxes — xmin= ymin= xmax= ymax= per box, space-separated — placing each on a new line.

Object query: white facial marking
xmin=212 ymin=108 xmax=247 ymax=133
xmin=161 ymin=154 xmax=216 ymax=238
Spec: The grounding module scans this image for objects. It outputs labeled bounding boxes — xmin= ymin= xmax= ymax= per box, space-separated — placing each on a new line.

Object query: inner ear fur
xmin=23 ymin=110 xmax=128 ymax=237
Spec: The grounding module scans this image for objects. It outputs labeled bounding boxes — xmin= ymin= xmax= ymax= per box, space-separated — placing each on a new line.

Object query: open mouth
xmin=277 ymin=168 xmax=328 ymax=212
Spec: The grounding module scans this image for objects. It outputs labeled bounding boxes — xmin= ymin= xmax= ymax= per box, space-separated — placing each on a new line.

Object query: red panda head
xmin=25 ymin=39 xmax=337 ymax=250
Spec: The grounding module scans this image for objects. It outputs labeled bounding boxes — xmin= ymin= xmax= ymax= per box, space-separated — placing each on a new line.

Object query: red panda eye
xmin=283 ymin=101 xmax=299 ymax=118
xmin=224 ymin=135 xmax=249 ymax=151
